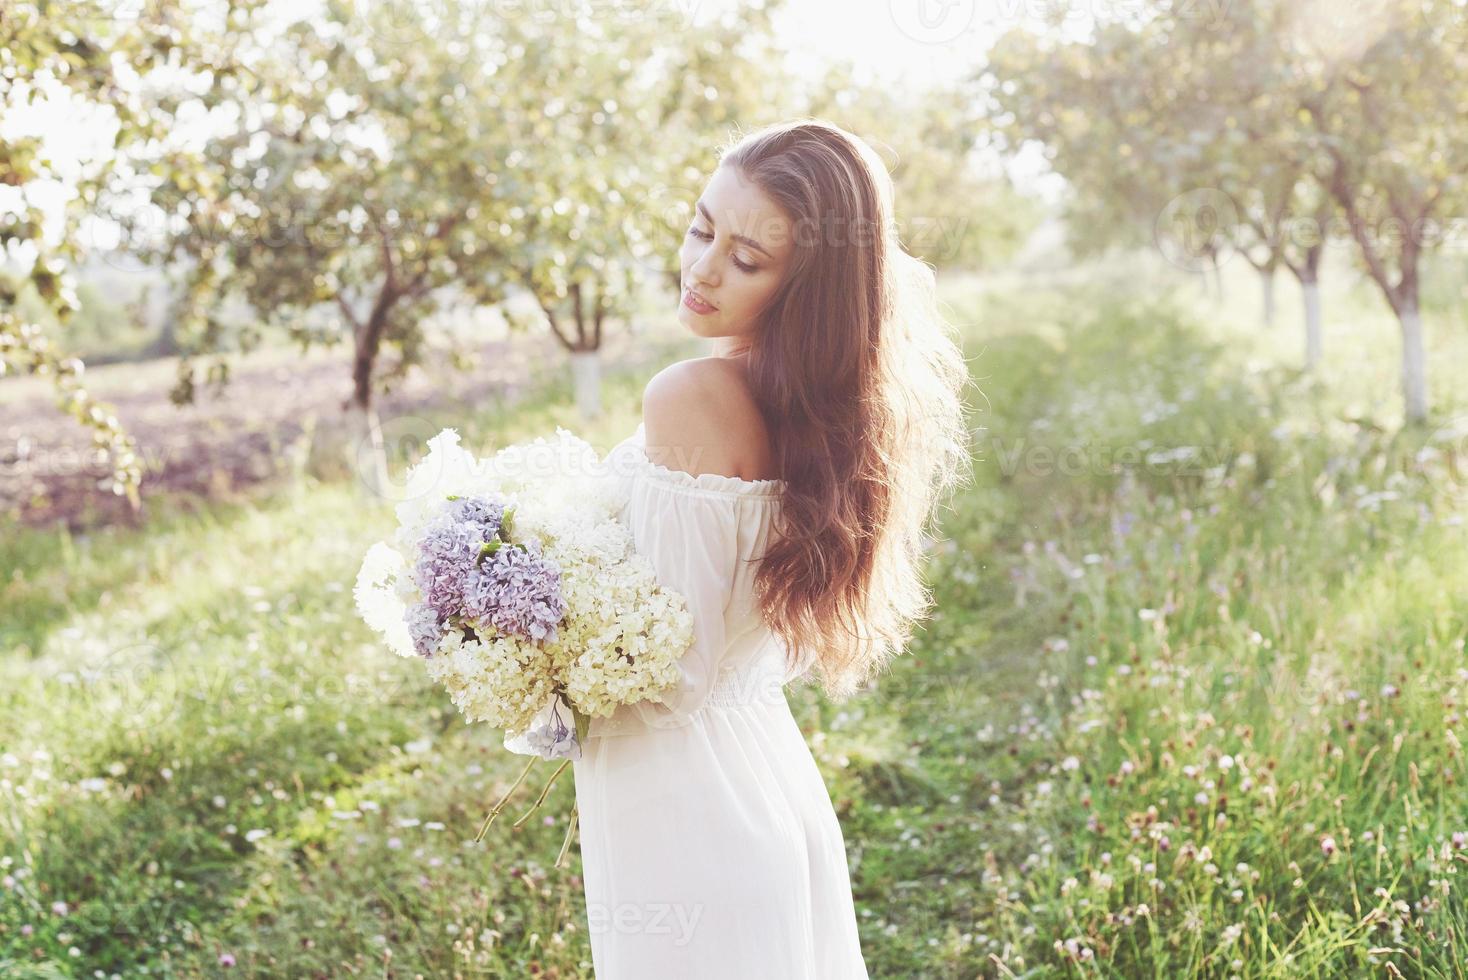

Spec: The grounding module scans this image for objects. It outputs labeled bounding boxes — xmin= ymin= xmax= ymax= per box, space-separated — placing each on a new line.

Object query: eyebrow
xmin=696 ymin=201 xmax=773 ymax=258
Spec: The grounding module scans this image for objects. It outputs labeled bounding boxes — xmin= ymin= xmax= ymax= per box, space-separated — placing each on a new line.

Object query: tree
xmin=119 ymin=0 xmax=547 ymax=495
xmin=1297 ymin=0 xmax=1468 ymax=421
xmin=983 ymin=25 xmax=1198 ymax=275
xmin=984 ymin=0 xmax=1468 ymax=411
xmin=119 ymin=0 xmax=798 ymax=474
xmin=0 ymin=0 xmax=250 ymax=511
xmin=483 ymin=0 xmax=794 ymax=420
xmin=803 ymin=65 xmax=1040 ymax=272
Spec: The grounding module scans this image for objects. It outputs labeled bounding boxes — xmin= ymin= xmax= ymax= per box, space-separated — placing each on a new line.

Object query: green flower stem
xmin=512 ymin=758 xmax=572 ymax=829
xmin=555 ymin=803 xmax=579 ymax=869
xmin=475 ymin=755 xmax=538 ymax=843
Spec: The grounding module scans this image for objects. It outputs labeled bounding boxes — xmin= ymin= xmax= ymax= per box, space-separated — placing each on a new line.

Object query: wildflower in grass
xmin=1055 ymin=937 xmax=1093 ymax=961
xmin=1321 ymin=835 xmax=1337 ymax=856
xmin=219 ymin=953 xmax=236 ymax=967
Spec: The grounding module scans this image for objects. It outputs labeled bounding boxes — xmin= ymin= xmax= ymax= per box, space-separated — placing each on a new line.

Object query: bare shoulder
xmin=642 ymin=357 xmax=776 ymax=482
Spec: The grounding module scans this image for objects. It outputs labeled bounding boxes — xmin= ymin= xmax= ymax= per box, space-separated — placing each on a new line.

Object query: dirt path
xmin=1 ymin=330 xmax=635 ymax=532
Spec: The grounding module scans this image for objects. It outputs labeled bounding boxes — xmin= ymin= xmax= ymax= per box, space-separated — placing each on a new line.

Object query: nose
xmin=688 ymin=243 xmax=721 ymax=289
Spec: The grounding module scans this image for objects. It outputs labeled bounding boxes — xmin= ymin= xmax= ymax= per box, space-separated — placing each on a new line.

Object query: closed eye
xmin=685 ymin=227 xmax=757 ymax=273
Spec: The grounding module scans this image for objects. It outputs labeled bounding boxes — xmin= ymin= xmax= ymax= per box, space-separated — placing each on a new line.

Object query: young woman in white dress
xmin=571 ymin=118 xmax=973 ymax=979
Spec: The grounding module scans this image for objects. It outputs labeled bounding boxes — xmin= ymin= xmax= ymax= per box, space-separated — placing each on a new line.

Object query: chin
xmin=677 ymin=308 xmax=708 ymax=334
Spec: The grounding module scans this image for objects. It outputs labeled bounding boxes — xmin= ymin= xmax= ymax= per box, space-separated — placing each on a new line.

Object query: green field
xmin=4 ymin=259 xmax=1467 ymax=977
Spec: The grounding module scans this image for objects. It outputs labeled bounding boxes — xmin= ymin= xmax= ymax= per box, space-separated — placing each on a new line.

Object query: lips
xmin=683 ymin=287 xmax=718 ymax=314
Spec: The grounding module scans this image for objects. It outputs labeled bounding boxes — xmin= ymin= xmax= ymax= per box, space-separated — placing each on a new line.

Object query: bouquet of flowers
xmin=353 ymin=426 xmax=693 ymax=862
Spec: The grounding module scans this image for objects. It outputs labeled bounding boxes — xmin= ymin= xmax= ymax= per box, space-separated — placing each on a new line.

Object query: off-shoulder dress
xmin=571 ymin=422 xmax=869 ymax=979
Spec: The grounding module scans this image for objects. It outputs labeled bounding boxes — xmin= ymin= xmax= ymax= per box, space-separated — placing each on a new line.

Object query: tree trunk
xmin=309 ymin=291 xmax=393 ymax=491
xmin=570 ymin=349 xmax=602 ymax=422
xmin=345 ymin=299 xmax=392 ymax=496
xmin=1302 ymin=278 xmax=1322 ymax=372
xmin=1399 ymin=303 xmax=1428 ymax=424
xmin=344 ymin=398 xmax=390 ymax=498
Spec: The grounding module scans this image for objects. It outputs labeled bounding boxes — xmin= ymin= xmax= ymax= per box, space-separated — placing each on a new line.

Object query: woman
xmin=571 ymin=118 xmax=973 ymax=979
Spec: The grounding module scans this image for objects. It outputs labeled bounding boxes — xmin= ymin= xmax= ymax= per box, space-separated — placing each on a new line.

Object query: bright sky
xmin=763 ymin=0 xmax=1009 ymax=89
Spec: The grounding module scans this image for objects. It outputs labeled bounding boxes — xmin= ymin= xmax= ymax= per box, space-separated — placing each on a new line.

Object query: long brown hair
xmin=720 ymin=118 xmax=975 ymax=701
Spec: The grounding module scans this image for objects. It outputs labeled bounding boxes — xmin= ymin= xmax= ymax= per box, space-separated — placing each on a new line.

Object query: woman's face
xmin=677 ymin=165 xmax=795 ymax=349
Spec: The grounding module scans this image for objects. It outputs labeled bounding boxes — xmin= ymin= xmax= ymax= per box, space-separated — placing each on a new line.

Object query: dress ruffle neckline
xmin=627 ymin=422 xmax=786 ymax=498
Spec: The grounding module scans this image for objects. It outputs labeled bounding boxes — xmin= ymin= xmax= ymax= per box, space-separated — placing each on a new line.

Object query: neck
xmin=714 ymin=336 xmax=752 ymax=360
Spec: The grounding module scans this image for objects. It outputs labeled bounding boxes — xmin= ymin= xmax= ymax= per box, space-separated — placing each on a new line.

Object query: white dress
xmin=571 ymin=423 xmax=869 ymax=979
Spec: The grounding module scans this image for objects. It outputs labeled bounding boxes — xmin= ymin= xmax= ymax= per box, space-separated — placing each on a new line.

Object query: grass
xmin=2 ymin=255 xmax=1466 ymax=978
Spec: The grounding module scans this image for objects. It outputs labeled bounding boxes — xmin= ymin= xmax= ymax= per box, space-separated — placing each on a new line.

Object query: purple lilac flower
xmin=461 ymin=545 xmax=567 ymax=643
xmin=412 ymin=497 xmax=504 ymax=619
xmin=524 ymin=695 xmax=580 ymax=760
xmin=405 ymin=601 xmax=445 ymax=658
xmin=446 ymin=495 xmax=505 ymax=532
